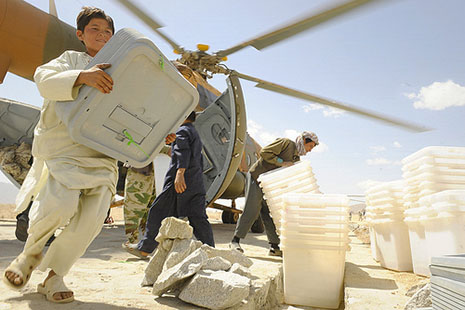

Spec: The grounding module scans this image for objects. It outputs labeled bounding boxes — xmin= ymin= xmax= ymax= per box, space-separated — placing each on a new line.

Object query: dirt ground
xmin=0 ymin=205 xmax=300 ymax=310
xmin=0 ymin=204 xmax=427 ymax=310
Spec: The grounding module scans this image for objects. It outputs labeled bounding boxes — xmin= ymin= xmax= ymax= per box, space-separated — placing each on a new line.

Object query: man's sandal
xmin=3 ymin=253 xmax=42 ymax=289
xmin=122 ymin=242 xmax=149 ymax=260
xmin=37 ymin=274 xmax=74 ymax=303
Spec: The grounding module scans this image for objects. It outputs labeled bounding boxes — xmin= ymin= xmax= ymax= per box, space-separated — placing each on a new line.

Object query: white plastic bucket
xmin=369 ymin=226 xmax=381 ymax=262
xmin=281 ymin=244 xmax=346 ymax=309
xmin=404 ymin=217 xmax=430 ymax=276
xmin=372 ymin=220 xmax=413 ymax=271
xmin=423 ymin=212 xmax=465 ymax=259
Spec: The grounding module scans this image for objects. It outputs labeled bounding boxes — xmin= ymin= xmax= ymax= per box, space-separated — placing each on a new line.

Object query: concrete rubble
xmin=201 ymin=256 xmax=232 ymax=271
xmin=0 ymin=142 xmax=32 ymax=185
xmin=403 ymin=283 xmax=432 ymax=310
xmin=143 ymin=217 xmax=283 ymax=309
xmin=179 ymin=270 xmax=251 ymax=309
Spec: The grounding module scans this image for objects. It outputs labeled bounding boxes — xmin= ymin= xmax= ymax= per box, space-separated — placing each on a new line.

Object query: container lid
xmin=280 ymin=241 xmax=349 ymax=251
xmin=420 ymin=190 xmax=465 ymax=206
xmin=430 ymin=283 xmax=465 ymax=307
xmin=365 ymin=179 xmax=404 ymax=194
xmin=431 ymin=254 xmax=465 ymax=271
xmin=403 ymin=156 xmax=465 ymax=173
xmin=56 ymin=28 xmax=199 ymax=168
xmin=258 ymin=160 xmax=313 ymax=182
xmin=283 ymin=193 xmax=349 ymax=207
xmin=431 ymin=275 xmax=465 ymax=296
xmin=264 ymin=181 xmax=319 ymax=197
xmin=279 ymin=224 xmax=349 ymax=234
xmin=281 ymin=234 xmax=349 ymax=245
xmin=402 ymin=146 xmax=465 ymax=165
xmin=403 ymin=164 xmax=465 ymax=179
xmin=260 ymin=171 xmax=316 ymax=191
xmin=282 ymin=218 xmax=348 ymax=227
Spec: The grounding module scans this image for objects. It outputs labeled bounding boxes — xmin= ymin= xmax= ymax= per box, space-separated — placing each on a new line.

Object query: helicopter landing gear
xmin=221 ymin=210 xmax=240 ymax=224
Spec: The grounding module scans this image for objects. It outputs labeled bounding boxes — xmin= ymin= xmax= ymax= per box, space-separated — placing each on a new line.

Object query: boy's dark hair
xmin=76 ymin=7 xmax=115 ymax=34
xmin=186 ymin=111 xmax=196 ymax=122
xmin=304 ymin=137 xmax=313 ymax=144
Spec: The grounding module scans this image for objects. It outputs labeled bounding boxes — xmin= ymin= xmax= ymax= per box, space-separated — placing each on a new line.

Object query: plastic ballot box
xmin=56 ymin=28 xmax=199 ymax=168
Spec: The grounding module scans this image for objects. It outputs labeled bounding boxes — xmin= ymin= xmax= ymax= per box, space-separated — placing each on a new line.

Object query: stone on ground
xmin=179 ymin=270 xmax=250 ymax=309
xmin=201 ymin=256 xmax=232 ymax=271
xmin=404 ymin=283 xmax=431 ymax=310
xmin=142 ymin=239 xmax=174 ymax=286
xmin=155 ymin=217 xmax=193 ymax=244
xmin=152 ymin=247 xmax=208 ymax=297
xmin=229 ymin=263 xmax=252 ymax=278
xmin=163 ymin=238 xmax=202 ymax=271
xmin=201 ymin=244 xmax=253 ymax=268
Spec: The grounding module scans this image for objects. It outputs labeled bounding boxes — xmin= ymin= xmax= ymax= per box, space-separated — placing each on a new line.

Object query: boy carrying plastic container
xmin=2 ymin=7 xmax=117 ymax=303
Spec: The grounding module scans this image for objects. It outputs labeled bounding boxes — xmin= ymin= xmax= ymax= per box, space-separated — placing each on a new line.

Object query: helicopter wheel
xmin=221 ymin=210 xmax=240 ymax=224
xmin=221 ymin=210 xmax=232 ymax=224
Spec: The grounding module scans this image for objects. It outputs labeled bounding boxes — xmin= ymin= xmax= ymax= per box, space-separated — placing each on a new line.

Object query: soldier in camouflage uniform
xmin=123 ymin=145 xmax=172 ymax=244
xmin=123 ymin=164 xmax=156 ymax=243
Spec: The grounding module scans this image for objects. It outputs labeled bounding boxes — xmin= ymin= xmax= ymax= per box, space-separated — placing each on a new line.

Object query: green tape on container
xmin=123 ymin=129 xmax=150 ymax=160
xmin=159 ymin=57 xmax=164 ymax=71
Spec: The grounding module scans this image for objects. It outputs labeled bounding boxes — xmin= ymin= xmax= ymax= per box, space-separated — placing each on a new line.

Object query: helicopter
xmin=0 ymin=0 xmax=428 ymax=227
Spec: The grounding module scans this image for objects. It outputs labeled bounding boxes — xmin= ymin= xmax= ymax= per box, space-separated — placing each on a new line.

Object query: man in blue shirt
xmin=124 ymin=111 xmax=214 ymax=258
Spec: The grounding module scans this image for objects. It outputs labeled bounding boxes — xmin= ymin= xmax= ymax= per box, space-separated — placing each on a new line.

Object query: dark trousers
xmin=234 ymin=172 xmax=280 ymax=245
xmin=137 ymin=185 xmax=214 ymax=253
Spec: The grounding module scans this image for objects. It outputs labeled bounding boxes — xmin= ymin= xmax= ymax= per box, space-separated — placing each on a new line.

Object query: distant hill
xmin=0 ymin=182 xmax=18 ymax=204
xmin=349 ymin=203 xmax=366 ymax=213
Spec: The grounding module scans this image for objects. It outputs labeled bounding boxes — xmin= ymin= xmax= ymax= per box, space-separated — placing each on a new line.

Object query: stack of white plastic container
xmin=257 ymin=161 xmax=320 ymax=233
xmin=365 ymin=180 xmax=412 ymax=271
xmin=280 ymin=193 xmax=350 ymax=309
xmin=402 ymin=146 xmax=465 ymax=276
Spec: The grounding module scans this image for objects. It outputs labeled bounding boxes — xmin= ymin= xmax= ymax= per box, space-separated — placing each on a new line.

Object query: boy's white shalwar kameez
xmin=17 ymin=50 xmax=118 ymax=276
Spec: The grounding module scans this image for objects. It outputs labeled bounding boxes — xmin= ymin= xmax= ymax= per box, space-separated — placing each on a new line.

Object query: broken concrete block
xmin=163 ymin=238 xmax=202 ymax=271
xmin=404 ymin=283 xmax=431 ymax=310
xmin=248 ymin=278 xmax=270 ymax=310
xmin=141 ymin=239 xmax=174 ymax=286
xmin=201 ymin=244 xmax=253 ymax=268
xmin=179 ymin=270 xmax=251 ymax=310
xmin=201 ymin=256 xmax=232 ymax=272
xmin=152 ymin=247 xmax=208 ymax=297
xmin=229 ymin=263 xmax=252 ymax=278
xmin=155 ymin=217 xmax=193 ymax=244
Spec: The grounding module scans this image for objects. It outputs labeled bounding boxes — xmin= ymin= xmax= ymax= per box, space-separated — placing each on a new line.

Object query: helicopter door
xmin=0 ymin=99 xmax=40 ymax=188
xmin=196 ymin=75 xmax=246 ymax=206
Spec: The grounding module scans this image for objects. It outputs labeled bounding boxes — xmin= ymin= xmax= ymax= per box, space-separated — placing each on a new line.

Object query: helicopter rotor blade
xmin=116 ymin=0 xmax=185 ymax=53
xmin=216 ymin=0 xmax=383 ymax=58
xmin=232 ymin=71 xmax=431 ymax=133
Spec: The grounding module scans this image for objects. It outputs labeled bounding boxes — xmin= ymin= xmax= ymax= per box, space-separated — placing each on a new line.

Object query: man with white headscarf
xmin=230 ymin=131 xmax=318 ymax=256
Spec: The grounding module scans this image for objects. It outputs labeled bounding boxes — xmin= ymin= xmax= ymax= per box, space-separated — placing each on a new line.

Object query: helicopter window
xmin=211 ymin=123 xmax=230 ymax=145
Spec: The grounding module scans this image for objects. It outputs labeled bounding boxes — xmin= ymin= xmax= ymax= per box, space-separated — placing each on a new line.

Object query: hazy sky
xmin=1 ymin=0 xmax=464 ymax=195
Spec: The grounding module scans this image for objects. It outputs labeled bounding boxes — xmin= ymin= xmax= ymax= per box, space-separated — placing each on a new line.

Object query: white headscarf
xmin=295 ymin=131 xmax=319 ymax=156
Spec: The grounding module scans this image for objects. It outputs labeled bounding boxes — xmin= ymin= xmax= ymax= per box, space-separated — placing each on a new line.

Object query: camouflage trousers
xmin=123 ymin=167 xmax=156 ymax=243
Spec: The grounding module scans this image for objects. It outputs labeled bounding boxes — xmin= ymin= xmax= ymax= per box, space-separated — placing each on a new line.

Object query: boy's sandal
xmin=3 ymin=253 xmax=42 ymax=289
xmin=37 ymin=274 xmax=74 ymax=303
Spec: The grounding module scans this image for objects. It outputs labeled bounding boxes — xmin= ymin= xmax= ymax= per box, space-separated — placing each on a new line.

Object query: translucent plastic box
xmin=282 ymin=243 xmax=347 ymax=309
xmin=56 ymin=28 xmax=199 ymax=167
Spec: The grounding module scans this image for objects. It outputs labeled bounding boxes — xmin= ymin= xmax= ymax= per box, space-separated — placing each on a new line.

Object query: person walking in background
xmin=124 ymin=111 xmax=215 ymax=259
